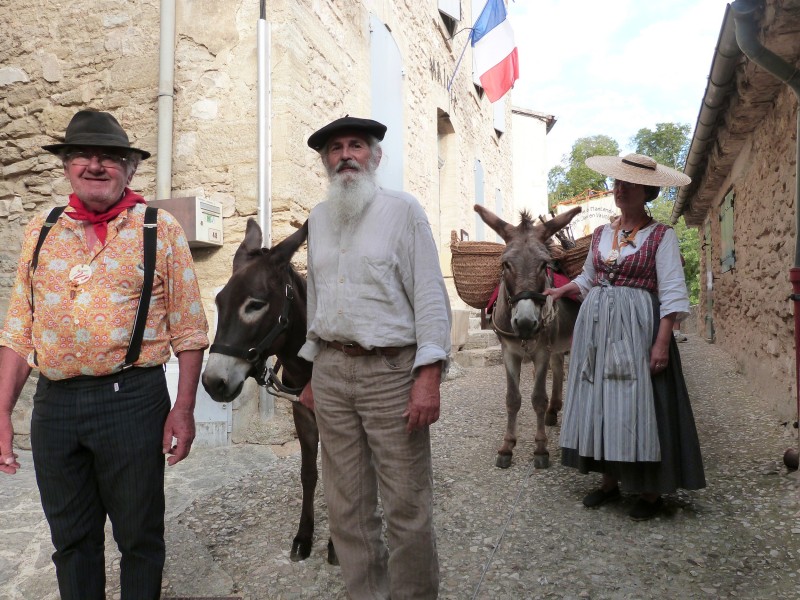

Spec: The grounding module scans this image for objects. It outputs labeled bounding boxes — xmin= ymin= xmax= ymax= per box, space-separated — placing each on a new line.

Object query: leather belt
xmin=325 ymin=340 xmax=405 ymax=357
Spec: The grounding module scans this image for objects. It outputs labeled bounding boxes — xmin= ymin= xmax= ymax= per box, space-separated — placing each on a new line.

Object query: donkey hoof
xmin=545 ymin=413 xmax=558 ymax=427
xmin=327 ymin=539 xmax=339 ymax=566
xmin=496 ymin=453 xmax=513 ymax=469
xmin=533 ymin=453 xmax=550 ymax=469
xmin=290 ymin=538 xmax=312 ymax=562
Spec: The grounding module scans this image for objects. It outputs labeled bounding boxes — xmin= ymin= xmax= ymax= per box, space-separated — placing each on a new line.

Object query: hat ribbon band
xmin=621 ymin=158 xmax=656 ymax=171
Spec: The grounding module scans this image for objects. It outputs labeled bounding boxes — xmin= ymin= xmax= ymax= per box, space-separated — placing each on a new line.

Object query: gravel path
xmin=3 ymin=334 xmax=799 ymax=599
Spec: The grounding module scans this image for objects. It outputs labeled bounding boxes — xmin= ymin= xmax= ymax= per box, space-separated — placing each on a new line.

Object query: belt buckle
xmin=341 ymin=343 xmax=359 ymax=356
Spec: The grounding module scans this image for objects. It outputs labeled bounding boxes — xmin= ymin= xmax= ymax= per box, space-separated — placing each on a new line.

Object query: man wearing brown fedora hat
xmin=298 ymin=116 xmax=451 ymax=599
xmin=0 ymin=109 xmax=209 ymax=599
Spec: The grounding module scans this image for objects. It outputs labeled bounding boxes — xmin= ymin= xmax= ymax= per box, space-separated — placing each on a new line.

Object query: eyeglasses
xmin=65 ymin=151 xmax=129 ymax=168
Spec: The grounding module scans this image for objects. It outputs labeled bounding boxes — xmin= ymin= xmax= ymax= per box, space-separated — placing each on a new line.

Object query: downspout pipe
xmin=731 ymin=0 xmax=800 ymax=261
xmin=730 ymin=0 xmax=800 ymax=468
xmin=156 ymin=0 xmax=176 ymax=200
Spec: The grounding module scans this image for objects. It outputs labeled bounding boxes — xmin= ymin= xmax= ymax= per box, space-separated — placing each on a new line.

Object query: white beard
xmin=326 ymin=162 xmax=378 ymax=231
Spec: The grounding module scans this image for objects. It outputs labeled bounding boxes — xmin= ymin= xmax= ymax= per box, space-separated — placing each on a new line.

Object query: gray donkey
xmin=475 ymin=204 xmax=582 ymax=469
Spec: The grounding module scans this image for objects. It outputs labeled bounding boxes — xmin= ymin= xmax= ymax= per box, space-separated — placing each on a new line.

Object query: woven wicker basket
xmin=450 ymin=231 xmax=504 ymax=309
xmin=557 ymin=234 xmax=592 ymax=279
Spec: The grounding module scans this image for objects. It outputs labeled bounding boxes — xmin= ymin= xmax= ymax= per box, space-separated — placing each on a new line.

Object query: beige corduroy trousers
xmin=312 ymin=344 xmax=439 ymax=600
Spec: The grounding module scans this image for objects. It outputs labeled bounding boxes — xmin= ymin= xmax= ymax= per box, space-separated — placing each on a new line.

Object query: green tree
xmin=649 ymin=197 xmax=700 ymax=304
xmin=631 ymin=122 xmax=691 ymax=201
xmin=632 ymin=122 xmax=699 ymax=304
xmin=547 ymin=135 xmax=620 ymax=209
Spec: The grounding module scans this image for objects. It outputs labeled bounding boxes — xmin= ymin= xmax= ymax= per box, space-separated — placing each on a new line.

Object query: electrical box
xmin=148 ymin=196 xmax=223 ymax=248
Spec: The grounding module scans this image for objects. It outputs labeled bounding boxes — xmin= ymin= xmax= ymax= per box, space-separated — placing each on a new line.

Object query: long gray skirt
xmin=560 ymin=286 xmax=706 ymax=494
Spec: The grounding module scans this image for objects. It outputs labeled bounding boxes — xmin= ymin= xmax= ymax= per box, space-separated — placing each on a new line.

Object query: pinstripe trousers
xmin=30 ymin=366 xmax=170 ymax=600
xmin=312 ymin=344 xmax=439 ymax=600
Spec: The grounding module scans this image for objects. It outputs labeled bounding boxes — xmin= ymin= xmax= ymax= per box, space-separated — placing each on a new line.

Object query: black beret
xmin=307 ymin=116 xmax=387 ymax=151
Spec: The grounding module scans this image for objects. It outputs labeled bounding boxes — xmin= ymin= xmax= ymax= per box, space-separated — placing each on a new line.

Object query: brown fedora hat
xmin=307 ymin=115 xmax=387 ymax=152
xmin=42 ymin=110 xmax=151 ymax=159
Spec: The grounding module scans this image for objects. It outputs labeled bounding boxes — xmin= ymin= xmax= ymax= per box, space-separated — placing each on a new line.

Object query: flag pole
xmin=447 ymin=29 xmax=473 ymax=93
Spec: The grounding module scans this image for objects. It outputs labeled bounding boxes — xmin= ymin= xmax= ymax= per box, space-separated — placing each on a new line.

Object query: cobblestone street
xmin=2 ymin=334 xmax=800 ymax=599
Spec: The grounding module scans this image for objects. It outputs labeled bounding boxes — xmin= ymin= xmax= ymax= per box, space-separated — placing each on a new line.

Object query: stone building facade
xmin=0 ymin=1 xmax=516 ymax=440
xmin=675 ymin=0 xmax=800 ymax=421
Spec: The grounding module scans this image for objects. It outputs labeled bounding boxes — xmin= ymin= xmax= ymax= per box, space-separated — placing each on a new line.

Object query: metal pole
xmin=258 ymin=0 xmax=272 ymax=247
xmin=257 ymin=0 xmax=274 ymax=419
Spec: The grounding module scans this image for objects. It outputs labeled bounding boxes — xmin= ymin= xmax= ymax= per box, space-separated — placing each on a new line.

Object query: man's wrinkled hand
xmin=163 ymin=408 xmax=195 ymax=466
xmin=299 ymin=383 xmax=315 ymax=412
xmin=402 ymin=363 xmax=442 ymax=433
xmin=0 ymin=414 xmax=20 ymax=474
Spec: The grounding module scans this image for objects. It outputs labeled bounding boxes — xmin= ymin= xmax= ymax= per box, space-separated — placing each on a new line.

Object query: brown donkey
xmin=201 ymin=219 xmax=336 ymax=565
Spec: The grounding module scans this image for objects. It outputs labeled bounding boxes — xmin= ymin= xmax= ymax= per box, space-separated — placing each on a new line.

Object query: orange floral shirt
xmin=0 ymin=204 xmax=209 ymax=380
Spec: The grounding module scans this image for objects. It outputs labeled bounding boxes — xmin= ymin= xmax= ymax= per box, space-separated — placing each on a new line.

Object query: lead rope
xmin=470 ymin=457 xmax=537 ymax=599
xmin=540 ymin=294 xmax=557 ymax=329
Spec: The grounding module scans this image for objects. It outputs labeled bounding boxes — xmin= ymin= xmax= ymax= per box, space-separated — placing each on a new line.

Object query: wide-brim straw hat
xmin=585 ymin=153 xmax=690 ymax=187
xmin=43 ymin=110 xmax=151 ymax=159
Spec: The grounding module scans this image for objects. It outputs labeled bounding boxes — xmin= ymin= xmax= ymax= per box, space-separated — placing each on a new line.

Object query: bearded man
xmin=298 ymin=116 xmax=451 ymax=599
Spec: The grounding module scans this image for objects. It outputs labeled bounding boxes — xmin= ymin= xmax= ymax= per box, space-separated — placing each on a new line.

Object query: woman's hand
xmin=544 ymin=281 xmax=578 ymax=302
xmin=650 ymin=314 xmax=677 ymax=373
xmin=649 ymin=343 xmax=669 ymax=373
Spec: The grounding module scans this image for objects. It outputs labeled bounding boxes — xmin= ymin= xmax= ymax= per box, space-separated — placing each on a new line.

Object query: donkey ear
xmin=232 ymin=218 xmax=263 ymax=273
xmin=474 ymin=204 xmax=514 ymax=242
xmin=270 ymin=220 xmax=309 ymax=265
xmin=540 ymin=206 xmax=581 ymax=240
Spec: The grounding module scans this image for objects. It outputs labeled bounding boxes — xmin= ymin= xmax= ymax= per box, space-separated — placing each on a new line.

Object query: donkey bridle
xmin=209 ymin=282 xmax=304 ymax=395
xmin=508 ymin=290 xmax=548 ymax=304
xmin=505 ymin=265 xmax=556 ymax=305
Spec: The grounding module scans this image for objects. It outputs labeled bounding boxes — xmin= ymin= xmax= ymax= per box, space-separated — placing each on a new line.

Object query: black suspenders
xmin=124 ymin=206 xmax=158 ymax=368
xmin=29 ymin=205 xmax=159 ymax=370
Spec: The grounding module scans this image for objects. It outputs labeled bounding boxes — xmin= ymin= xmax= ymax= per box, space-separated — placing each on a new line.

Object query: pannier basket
xmin=557 ymin=234 xmax=592 ymax=279
xmin=449 ymin=230 xmax=504 ymax=309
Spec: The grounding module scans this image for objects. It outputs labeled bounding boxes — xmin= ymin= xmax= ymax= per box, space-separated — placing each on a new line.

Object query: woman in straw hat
xmin=545 ymin=153 xmax=705 ymax=521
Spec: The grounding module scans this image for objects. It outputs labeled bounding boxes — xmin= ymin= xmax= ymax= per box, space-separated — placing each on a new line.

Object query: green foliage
xmin=631 ymin=123 xmax=691 ymax=201
xmin=650 ymin=196 xmax=700 ymax=305
xmin=547 ymin=135 xmax=620 ymax=209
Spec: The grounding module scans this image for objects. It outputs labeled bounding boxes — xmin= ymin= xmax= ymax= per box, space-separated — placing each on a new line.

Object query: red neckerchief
xmin=65 ymin=188 xmax=146 ymax=245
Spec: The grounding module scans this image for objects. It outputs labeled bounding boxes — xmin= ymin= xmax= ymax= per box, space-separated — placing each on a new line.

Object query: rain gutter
xmin=671 ymin=4 xmax=741 ymax=225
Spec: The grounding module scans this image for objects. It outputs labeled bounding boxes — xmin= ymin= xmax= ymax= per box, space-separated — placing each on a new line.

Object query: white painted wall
xmin=511 ymin=107 xmax=551 ymax=220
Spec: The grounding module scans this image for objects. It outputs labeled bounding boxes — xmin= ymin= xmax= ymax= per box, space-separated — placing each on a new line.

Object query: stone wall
xmin=698 ymin=86 xmax=798 ymax=421
xmin=0 ymin=1 xmax=514 ymax=439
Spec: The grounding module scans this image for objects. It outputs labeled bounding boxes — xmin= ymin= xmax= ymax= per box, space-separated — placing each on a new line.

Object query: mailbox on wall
xmin=148 ymin=196 xmax=223 ymax=248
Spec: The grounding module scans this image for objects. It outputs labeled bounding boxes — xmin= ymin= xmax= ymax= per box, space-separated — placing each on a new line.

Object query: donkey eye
xmin=245 ymin=299 xmax=268 ymax=313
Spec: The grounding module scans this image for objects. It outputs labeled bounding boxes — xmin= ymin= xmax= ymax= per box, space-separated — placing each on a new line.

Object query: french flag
xmin=471 ymin=0 xmax=519 ymax=103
